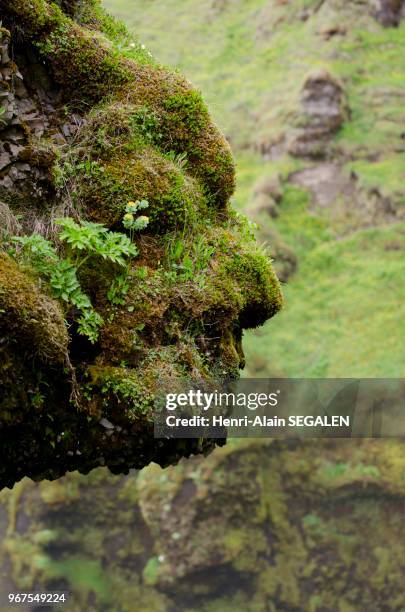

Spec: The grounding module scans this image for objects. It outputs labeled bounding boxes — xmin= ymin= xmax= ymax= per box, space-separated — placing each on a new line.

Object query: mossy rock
xmin=0 ymin=0 xmax=282 ymax=489
xmin=2 ymin=0 xmax=234 ymax=207
xmin=0 ymin=253 xmax=68 ymax=364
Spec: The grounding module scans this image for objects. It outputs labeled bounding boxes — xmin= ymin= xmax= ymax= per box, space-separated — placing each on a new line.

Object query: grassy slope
xmin=103 ymin=0 xmax=405 ymax=376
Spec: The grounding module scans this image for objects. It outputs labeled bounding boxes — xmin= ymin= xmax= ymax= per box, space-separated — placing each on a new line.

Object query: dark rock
xmin=373 ymin=0 xmax=405 ymax=26
xmin=289 ymin=162 xmax=403 ymax=232
xmin=288 ymin=68 xmax=348 ymax=159
xmin=253 ymin=175 xmax=283 ymax=203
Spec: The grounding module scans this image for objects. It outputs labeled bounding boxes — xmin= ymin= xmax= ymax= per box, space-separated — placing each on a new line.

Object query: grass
xmin=245 ymin=224 xmax=405 ymax=377
xmin=346 ymin=155 xmax=405 ymax=202
xmin=102 ymin=0 xmax=405 ymax=377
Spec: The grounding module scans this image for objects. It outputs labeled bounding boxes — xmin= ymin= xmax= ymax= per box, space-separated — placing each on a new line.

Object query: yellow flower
xmin=124 ymin=213 xmax=134 ymax=221
xmin=138 ymin=216 xmax=149 ymax=223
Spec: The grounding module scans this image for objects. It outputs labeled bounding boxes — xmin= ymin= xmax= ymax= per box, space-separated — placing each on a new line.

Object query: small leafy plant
xmin=12 ymin=216 xmax=141 ymax=342
xmin=166 ymin=234 xmax=215 ymax=285
xmin=165 ymin=150 xmax=188 ymax=169
xmin=123 ymin=199 xmax=149 ymax=238
xmin=106 ymin=200 xmax=150 ymax=306
xmin=0 ymin=105 xmax=6 ymax=126
xmin=129 ymin=107 xmax=162 ymax=143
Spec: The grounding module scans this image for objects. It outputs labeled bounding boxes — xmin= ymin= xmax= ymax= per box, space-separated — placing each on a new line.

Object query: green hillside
xmin=104 ymin=0 xmax=405 ymax=377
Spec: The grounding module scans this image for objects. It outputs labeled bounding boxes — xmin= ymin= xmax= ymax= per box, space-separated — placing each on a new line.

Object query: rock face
xmin=289 ymin=162 xmax=403 ymax=233
xmin=305 ymin=0 xmax=405 ymax=27
xmin=373 ymin=0 xmax=405 ymax=26
xmin=0 ymin=439 xmax=404 ymax=611
xmin=288 ymin=68 xmax=348 ymax=159
xmin=0 ymin=27 xmax=64 ymax=218
xmin=0 ymin=1 xmax=282 ymax=489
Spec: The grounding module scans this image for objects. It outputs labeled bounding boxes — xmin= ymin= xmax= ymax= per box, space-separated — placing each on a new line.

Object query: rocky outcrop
xmin=0 ymin=0 xmax=403 ymax=609
xmin=288 ymin=68 xmax=348 ymax=159
xmin=0 ymin=438 xmax=404 ymax=610
xmin=299 ymin=0 xmax=405 ymax=28
xmin=0 ymin=27 xmax=65 ymax=219
xmin=0 ymin=1 xmax=282 ymax=489
xmin=290 ymin=163 xmax=403 ymax=232
xmin=372 ymin=0 xmax=405 ymax=26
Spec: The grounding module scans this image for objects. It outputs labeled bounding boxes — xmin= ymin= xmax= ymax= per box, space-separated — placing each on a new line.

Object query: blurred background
xmin=0 ymin=1 xmax=404 ymax=610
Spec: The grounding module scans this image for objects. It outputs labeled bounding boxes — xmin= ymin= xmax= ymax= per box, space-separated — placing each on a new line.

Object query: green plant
xmin=165 ymin=234 xmax=215 ymax=285
xmin=165 ymin=150 xmax=188 ymax=169
xmin=129 ymin=107 xmax=162 ymax=142
xmin=122 ymin=199 xmax=149 ymax=239
xmin=104 ymin=200 xmax=150 ymax=306
xmin=56 ymin=217 xmax=137 ymax=267
xmin=107 ymin=271 xmax=130 ymax=306
xmin=12 ymin=218 xmax=139 ymax=342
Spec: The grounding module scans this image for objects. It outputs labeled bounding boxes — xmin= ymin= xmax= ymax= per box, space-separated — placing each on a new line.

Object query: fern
xmin=12 ymin=217 xmax=140 ymax=343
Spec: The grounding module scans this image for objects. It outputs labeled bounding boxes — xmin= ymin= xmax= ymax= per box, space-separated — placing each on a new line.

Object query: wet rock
xmin=0 ymin=27 xmax=68 ymax=212
xmin=288 ymin=68 xmax=348 ymax=159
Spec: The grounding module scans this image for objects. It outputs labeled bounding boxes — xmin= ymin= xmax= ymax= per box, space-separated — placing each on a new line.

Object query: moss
xmin=75 ymin=144 xmax=207 ymax=231
xmin=0 ymin=253 xmax=68 ymax=364
xmin=3 ymin=440 xmax=404 ymax=609
xmin=0 ymin=1 xmax=281 ymax=488
xmin=5 ymin=0 xmax=234 ymax=206
xmin=35 ymin=21 xmax=133 ymax=103
xmin=143 ymin=556 xmax=162 ymax=586
xmin=223 ymin=249 xmax=282 ymax=328
xmin=191 ymin=222 xmax=283 ymax=330
xmin=87 ymin=365 xmax=155 ymax=421
xmin=90 ymin=218 xmax=281 ymax=375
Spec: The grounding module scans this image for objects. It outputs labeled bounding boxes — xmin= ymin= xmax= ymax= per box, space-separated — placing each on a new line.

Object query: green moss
xmin=5 ymin=0 xmax=235 ymax=204
xmin=35 ymin=20 xmax=133 ymax=103
xmin=45 ymin=557 xmax=112 ymax=604
xmin=163 ymin=89 xmax=209 ymax=136
xmin=86 ymin=365 xmax=155 ymax=420
xmin=75 ymin=147 xmax=207 ymax=230
xmin=143 ymin=556 xmax=162 ymax=586
xmin=222 ymin=249 xmax=282 ymax=328
xmin=0 ymin=254 xmax=68 ymax=364
xmin=190 ymin=220 xmax=283 ymax=330
xmin=0 ymin=0 xmax=282 ymax=488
